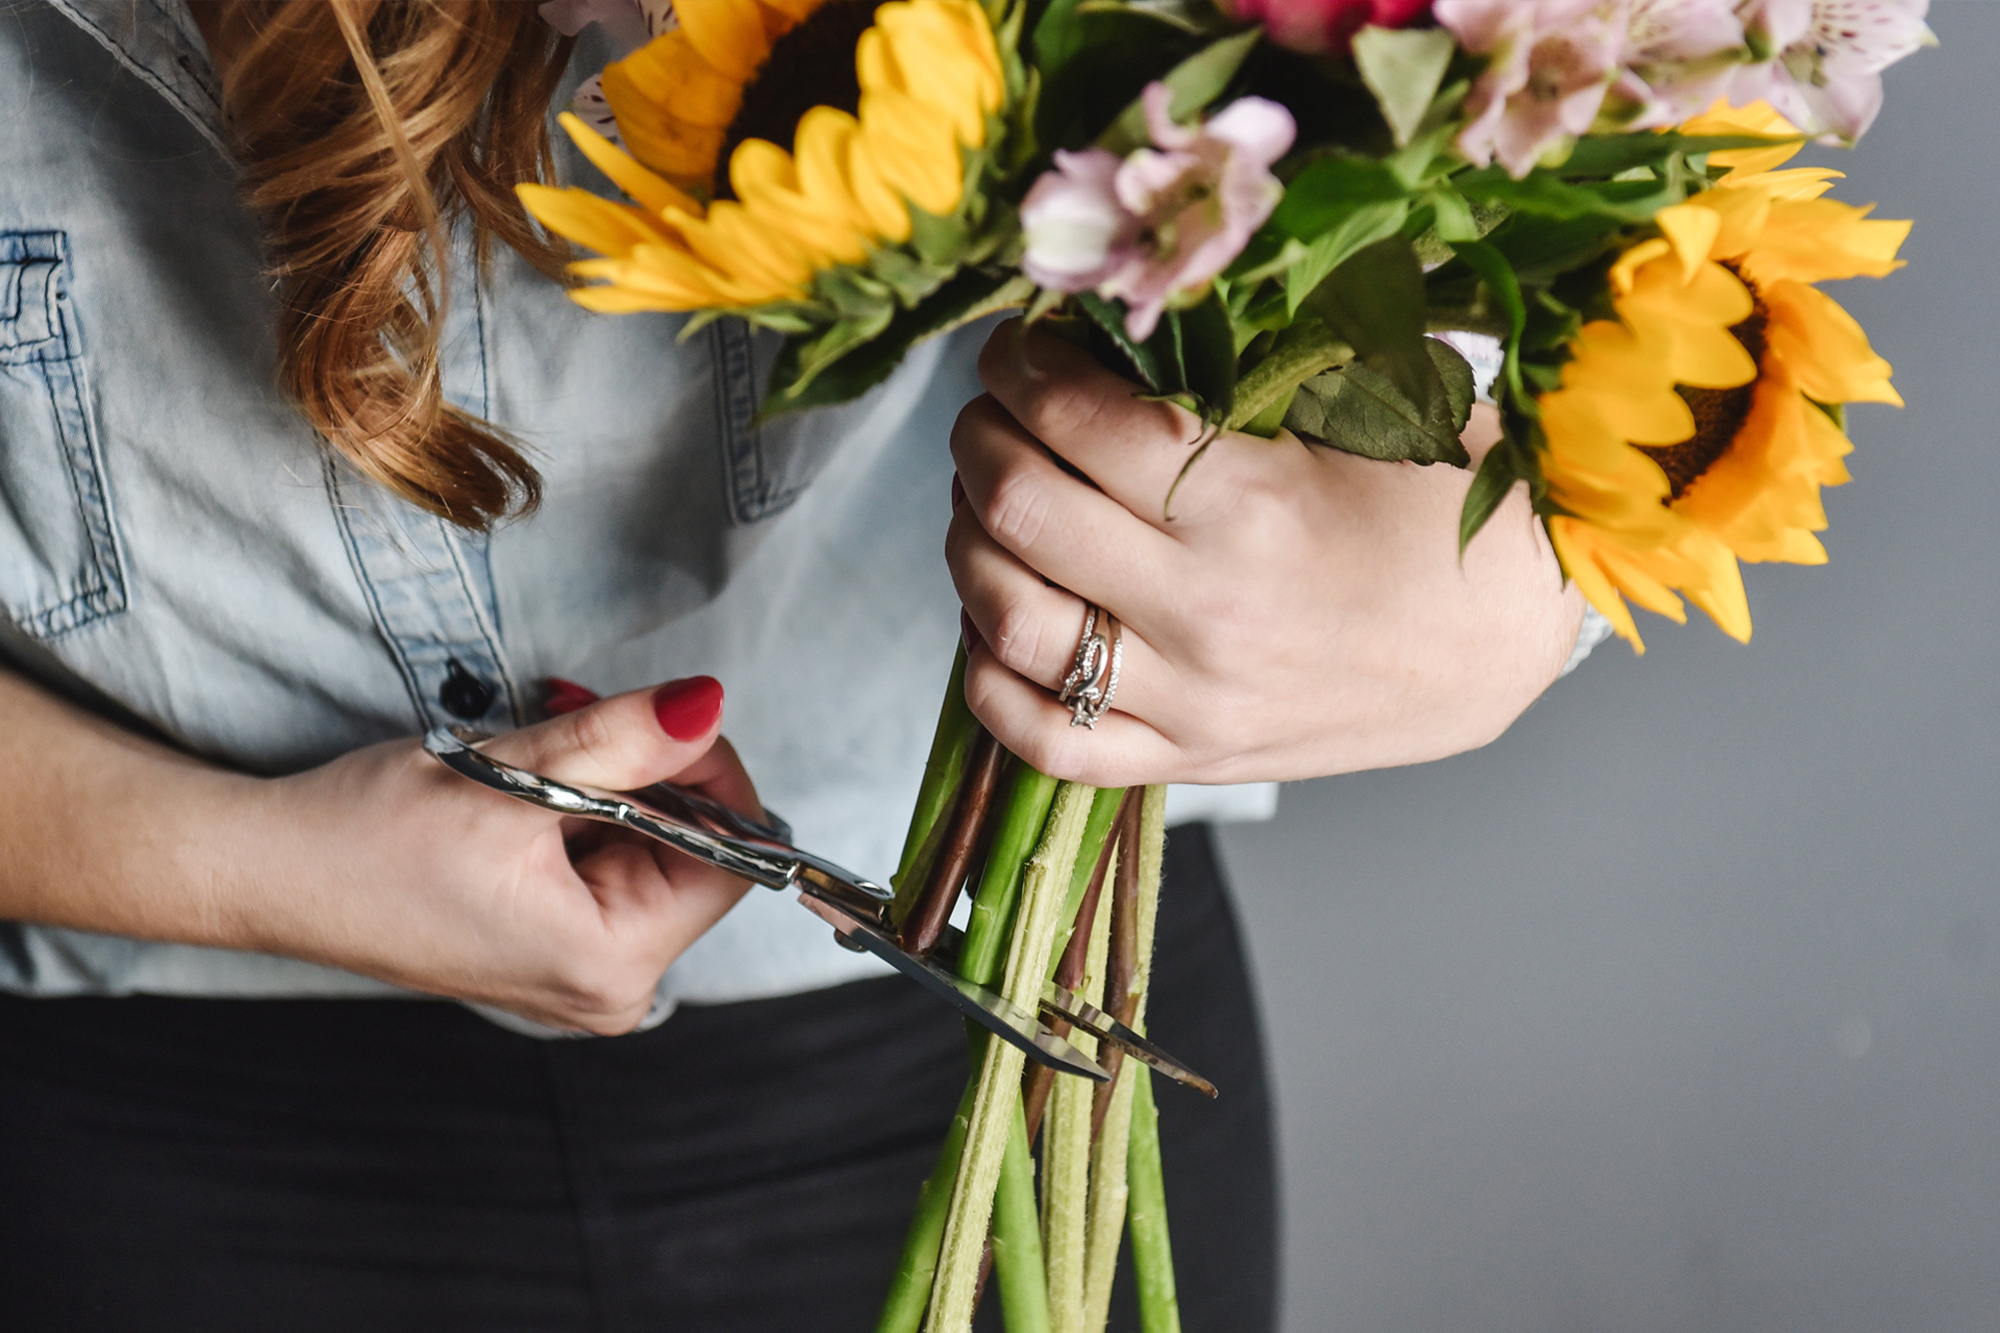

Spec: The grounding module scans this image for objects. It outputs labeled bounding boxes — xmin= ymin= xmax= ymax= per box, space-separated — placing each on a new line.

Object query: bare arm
xmin=0 ymin=663 xmax=759 ymax=1033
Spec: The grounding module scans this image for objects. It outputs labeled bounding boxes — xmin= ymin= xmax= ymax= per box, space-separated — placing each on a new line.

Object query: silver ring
xmin=1056 ymin=603 xmax=1123 ymax=729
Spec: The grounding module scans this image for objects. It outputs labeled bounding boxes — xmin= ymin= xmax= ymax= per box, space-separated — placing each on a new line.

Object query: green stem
xmin=876 ymin=1078 xmax=978 ymax=1333
xmin=991 ymin=1103 xmax=1050 ymax=1333
xmin=1226 ymin=319 xmax=1353 ymax=433
xmin=957 ymin=763 xmax=1061 ymax=989
xmin=1126 ymin=1069 xmax=1181 ymax=1333
xmin=928 ymin=782 xmax=1095 ymax=1333
xmin=1042 ymin=881 xmax=1112 ymax=1333
xmin=891 ymin=645 xmax=979 ymax=926
xmin=1080 ymin=1058 xmax=1138 ymax=1333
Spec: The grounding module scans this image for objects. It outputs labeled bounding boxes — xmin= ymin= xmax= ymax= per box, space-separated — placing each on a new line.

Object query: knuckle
xmin=980 ymin=466 xmax=1051 ymax=552
xmin=989 ymin=593 xmax=1048 ymax=678
xmin=1022 ymin=380 xmax=1103 ymax=448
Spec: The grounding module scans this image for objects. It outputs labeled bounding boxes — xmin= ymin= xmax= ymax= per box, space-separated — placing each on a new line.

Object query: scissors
xmin=424 ymin=727 xmax=1214 ymax=1096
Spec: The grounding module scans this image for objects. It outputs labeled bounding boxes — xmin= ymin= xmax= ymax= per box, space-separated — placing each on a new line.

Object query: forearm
xmin=0 ymin=663 xmax=271 ymax=950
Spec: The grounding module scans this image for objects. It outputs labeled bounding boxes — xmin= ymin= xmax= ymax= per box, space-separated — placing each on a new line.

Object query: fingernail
xmin=545 ymin=677 xmax=600 ymax=715
xmin=653 ymin=675 xmax=723 ymax=741
xmin=960 ymin=610 xmax=985 ymax=656
xmin=950 ymin=473 xmax=966 ymax=512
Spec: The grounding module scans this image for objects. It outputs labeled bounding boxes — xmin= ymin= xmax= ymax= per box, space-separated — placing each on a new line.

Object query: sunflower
xmin=1537 ymin=103 xmax=1908 ymax=651
xmin=517 ymin=0 xmax=1006 ymax=313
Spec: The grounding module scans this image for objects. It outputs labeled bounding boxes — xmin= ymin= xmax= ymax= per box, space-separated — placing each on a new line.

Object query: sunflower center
xmin=1641 ymin=298 xmax=1770 ymax=502
xmin=713 ymin=0 xmax=877 ymax=201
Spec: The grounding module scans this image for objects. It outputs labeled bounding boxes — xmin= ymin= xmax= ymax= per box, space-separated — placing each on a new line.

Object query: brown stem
xmin=1091 ymin=791 xmax=1145 ymax=1139
xmin=899 ymin=727 xmax=1004 ymax=955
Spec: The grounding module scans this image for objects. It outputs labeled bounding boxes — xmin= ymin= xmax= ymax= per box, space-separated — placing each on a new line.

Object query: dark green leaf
xmin=1096 ymin=27 xmax=1262 ymax=155
xmin=764 ymin=270 xmax=1030 ymax=414
xmin=1459 ymin=434 xmax=1524 ymax=553
xmin=1074 ymin=291 xmax=1168 ymax=393
xmin=1283 ymin=338 xmax=1473 ymax=467
xmin=1304 ymin=234 xmax=1431 ymax=407
xmin=1428 ymin=336 xmax=1475 ymax=435
xmin=1173 ymin=289 xmax=1237 ymax=423
xmin=1555 ymin=132 xmax=1803 ymax=179
xmin=1447 ymin=239 xmax=1526 ymax=401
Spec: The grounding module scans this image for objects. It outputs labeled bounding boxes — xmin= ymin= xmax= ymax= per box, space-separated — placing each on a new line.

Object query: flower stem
xmin=991 ymin=1101 xmax=1050 ymax=1333
xmin=927 ymin=781 xmax=1095 ymax=1333
xmin=902 ymin=727 xmax=1006 ymax=954
xmin=876 ymin=1078 xmax=978 ymax=1333
xmin=891 ymin=645 xmax=980 ymax=928
xmin=1042 ymin=877 xmax=1112 ymax=1333
xmin=1126 ymin=1069 xmax=1181 ymax=1333
xmin=956 ymin=763 xmax=1061 ymax=990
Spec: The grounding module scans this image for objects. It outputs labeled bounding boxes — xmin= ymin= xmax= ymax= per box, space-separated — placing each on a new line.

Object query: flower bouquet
xmin=520 ymin=1 xmax=1929 ymax=1328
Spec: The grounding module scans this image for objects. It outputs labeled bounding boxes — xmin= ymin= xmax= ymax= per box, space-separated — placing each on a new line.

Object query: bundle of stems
xmin=876 ymin=647 xmax=1183 ymax=1333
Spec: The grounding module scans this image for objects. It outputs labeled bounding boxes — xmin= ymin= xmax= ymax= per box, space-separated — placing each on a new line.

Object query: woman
xmin=0 ymin=2 xmax=1585 ymax=1330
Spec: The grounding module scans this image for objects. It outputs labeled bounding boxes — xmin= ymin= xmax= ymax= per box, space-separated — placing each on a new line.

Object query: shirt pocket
xmin=0 ymin=231 xmax=126 ymax=639
xmin=712 ymin=317 xmax=862 ymax=527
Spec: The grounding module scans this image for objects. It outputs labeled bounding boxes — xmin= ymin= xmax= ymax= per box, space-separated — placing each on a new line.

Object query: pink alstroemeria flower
xmin=1020 ymin=85 xmax=1295 ymax=341
xmin=1226 ymin=0 xmax=1434 ymax=55
xmin=1615 ymin=0 xmax=1749 ymax=127
xmin=540 ymin=0 xmax=680 ymax=144
xmin=1731 ymin=0 xmax=1934 ymax=141
xmin=1435 ymin=0 xmax=1629 ymax=177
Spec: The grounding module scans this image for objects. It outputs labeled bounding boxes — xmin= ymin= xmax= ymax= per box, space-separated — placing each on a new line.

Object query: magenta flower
xmin=1226 ymin=0 xmax=1434 ymax=55
xmin=1021 ymin=85 xmax=1296 ymax=341
xmin=1730 ymin=0 xmax=1934 ymax=142
xmin=1435 ymin=0 xmax=1629 ymax=177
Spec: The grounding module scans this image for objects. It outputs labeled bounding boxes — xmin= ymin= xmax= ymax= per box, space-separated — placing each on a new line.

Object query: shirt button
xmin=439 ymin=658 xmax=495 ymax=720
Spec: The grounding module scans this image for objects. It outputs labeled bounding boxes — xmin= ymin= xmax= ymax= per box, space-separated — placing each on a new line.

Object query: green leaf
xmin=1445 ymin=238 xmax=1526 ymax=400
xmin=1283 ymin=338 xmax=1474 ymax=467
xmin=1033 ymin=0 xmax=1088 ymax=74
xmin=1272 ymin=156 xmax=1411 ymax=239
xmin=1555 ymin=132 xmax=1804 ymax=179
xmin=1074 ymin=291 xmax=1170 ymax=393
xmin=1351 ymin=26 xmax=1457 ymax=148
xmin=1172 ymin=289 xmax=1237 ymax=423
xmin=1458 ymin=433 xmax=1524 ymax=553
xmin=1096 ymin=26 xmax=1261 ymax=155
xmin=1454 ymin=167 xmax=1674 ymax=223
xmin=1283 ymin=201 xmax=1409 ymax=315
xmin=1304 ymin=234 xmax=1431 ymax=408
xmin=764 ymin=270 xmax=1031 ymax=414
xmin=1074 ymin=0 xmax=1232 ymax=35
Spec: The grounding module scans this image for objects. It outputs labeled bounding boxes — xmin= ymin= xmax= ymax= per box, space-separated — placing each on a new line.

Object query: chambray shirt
xmin=0 ymin=1 xmax=1302 ymax=1025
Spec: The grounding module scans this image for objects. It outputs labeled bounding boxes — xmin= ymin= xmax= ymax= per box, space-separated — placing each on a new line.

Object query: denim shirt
xmin=0 ymin=1 xmax=1295 ymax=1024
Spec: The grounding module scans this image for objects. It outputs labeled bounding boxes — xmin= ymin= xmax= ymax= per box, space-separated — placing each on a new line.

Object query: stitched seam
xmin=47 ymin=0 xmax=231 ymax=159
xmin=323 ymin=454 xmax=431 ymax=727
xmin=438 ymin=523 xmax=524 ymax=728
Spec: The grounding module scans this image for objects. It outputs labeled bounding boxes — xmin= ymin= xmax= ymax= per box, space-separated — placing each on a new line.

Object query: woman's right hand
xmin=242 ymin=676 xmax=758 ymax=1034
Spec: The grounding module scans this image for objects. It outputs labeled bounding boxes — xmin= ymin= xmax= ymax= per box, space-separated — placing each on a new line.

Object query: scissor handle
xmin=422 ymin=727 xmax=892 ymax=911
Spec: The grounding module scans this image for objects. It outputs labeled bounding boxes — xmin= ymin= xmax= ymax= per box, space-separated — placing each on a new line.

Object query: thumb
xmin=483 ymin=675 xmax=726 ymax=793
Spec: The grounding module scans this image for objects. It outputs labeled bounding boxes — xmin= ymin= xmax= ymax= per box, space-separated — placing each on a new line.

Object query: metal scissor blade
xmin=813 ymin=902 xmax=1109 ymax=1083
xmin=928 ymin=923 xmax=1215 ymax=1096
xmin=1040 ymin=980 xmax=1218 ymax=1098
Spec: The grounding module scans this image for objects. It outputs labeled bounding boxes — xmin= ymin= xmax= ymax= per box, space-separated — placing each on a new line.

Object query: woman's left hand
xmin=947 ymin=318 xmax=1587 ymax=788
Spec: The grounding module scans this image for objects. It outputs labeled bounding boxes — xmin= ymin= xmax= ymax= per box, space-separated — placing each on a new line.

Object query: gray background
xmin=1218 ymin=6 xmax=2000 ymax=1330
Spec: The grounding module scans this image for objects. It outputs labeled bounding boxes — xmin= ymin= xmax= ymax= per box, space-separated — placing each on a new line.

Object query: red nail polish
xmin=545 ymin=677 xmax=600 ymax=715
xmin=960 ymin=610 xmax=986 ymax=655
xmin=653 ymin=675 xmax=723 ymax=741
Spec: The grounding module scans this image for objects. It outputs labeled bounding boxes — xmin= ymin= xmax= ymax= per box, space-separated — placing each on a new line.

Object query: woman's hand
xmin=241 ymin=677 xmax=758 ymax=1034
xmin=947 ymin=319 xmax=1586 ymax=788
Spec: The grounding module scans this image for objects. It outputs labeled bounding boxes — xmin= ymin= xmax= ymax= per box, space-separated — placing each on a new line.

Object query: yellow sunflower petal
xmin=516 ymin=183 xmax=671 ymax=255
xmin=676 ymin=0 xmax=778 ymax=83
xmin=1681 ymin=100 xmax=1804 ymax=175
xmin=1654 ymin=204 xmax=1721 ymax=284
xmin=557 ymin=113 xmax=703 ymax=218
xmin=1763 ymin=283 xmax=1902 ymax=406
xmin=1549 ymin=518 xmax=1648 ymax=651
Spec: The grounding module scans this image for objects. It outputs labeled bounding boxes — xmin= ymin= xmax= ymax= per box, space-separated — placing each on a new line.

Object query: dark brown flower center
xmin=712 ymin=0 xmax=875 ymax=201
xmin=1640 ymin=300 xmax=1769 ymax=502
